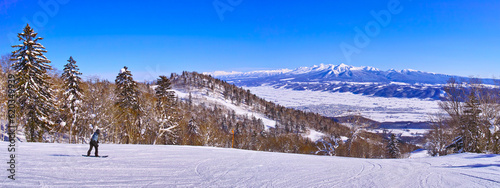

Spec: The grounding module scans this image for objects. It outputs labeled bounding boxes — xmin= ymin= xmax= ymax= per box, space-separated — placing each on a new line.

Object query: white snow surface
xmin=367 ymin=129 xmax=430 ymax=137
xmin=245 ymin=86 xmax=441 ymax=122
xmin=409 ymin=149 xmax=432 ymax=159
xmin=2 ymin=142 xmax=499 ymax=187
xmin=302 ymin=128 xmax=325 ymax=142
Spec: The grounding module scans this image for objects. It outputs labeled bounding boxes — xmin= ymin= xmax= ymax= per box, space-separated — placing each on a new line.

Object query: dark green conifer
xmin=11 ymin=24 xmax=55 ymax=142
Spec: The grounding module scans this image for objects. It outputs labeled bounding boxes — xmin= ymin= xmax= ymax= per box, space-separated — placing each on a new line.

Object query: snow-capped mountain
xmin=206 ymin=64 xmax=498 ymax=100
xmin=209 ymin=63 xmax=495 ymax=85
xmin=204 ymin=64 xmax=499 ymax=123
xmin=210 ymin=68 xmax=293 ymax=79
xmin=286 ymin=63 xmax=380 ymax=77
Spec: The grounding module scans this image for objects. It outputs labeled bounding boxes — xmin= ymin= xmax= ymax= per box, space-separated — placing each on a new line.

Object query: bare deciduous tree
xmin=433 ymin=77 xmax=500 ymax=154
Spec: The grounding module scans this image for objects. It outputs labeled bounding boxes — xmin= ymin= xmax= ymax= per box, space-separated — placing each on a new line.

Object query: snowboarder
xmin=87 ymin=129 xmax=100 ymax=157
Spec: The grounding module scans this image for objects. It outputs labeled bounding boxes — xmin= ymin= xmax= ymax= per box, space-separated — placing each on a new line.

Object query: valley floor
xmin=245 ymin=86 xmax=441 ymax=123
xmin=1 ymin=142 xmax=499 ymax=187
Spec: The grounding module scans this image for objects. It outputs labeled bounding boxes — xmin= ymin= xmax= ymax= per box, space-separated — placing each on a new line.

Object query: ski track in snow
xmin=1 ymin=142 xmax=499 ymax=187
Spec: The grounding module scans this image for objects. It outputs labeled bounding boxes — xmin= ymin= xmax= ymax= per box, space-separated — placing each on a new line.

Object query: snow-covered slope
xmin=171 ymin=87 xmax=276 ymax=129
xmin=2 ymin=142 xmax=499 ymax=187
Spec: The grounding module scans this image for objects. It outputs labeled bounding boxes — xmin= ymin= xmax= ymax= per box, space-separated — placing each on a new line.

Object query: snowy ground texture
xmin=2 ymin=142 xmax=499 ymax=187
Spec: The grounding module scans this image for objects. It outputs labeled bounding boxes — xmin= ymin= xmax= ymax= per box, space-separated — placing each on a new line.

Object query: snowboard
xmin=82 ymin=155 xmax=108 ymax=158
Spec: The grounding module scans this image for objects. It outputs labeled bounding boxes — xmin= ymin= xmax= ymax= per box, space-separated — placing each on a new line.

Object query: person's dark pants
xmin=87 ymin=140 xmax=98 ymax=156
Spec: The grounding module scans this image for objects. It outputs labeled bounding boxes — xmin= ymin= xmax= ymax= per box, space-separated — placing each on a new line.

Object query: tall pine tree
xmin=460 ymin=94 xmax=484 ymax=153
xmin=11 ymin=24 xmax=55 ymax=142
xmin=155 ymin=75 xmax=175 ymax=110
xmin=386 ymin=133 xmax=401 ymax=158
xmin=154 ymin=75 xmax=180 ymax=145
xmin=115 ymin=66 xmax=142 ymax=143
xmin=186 ymin=117 xmax=200 ymax=145
xmin=61 ymin=56 xmax=83 ymax=143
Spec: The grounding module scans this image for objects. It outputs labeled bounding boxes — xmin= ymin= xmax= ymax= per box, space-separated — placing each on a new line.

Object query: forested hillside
xmin=0 ymin=24 xmax=416 ymax=158
xmin=1 ymin=56 xmax=415 ymax=158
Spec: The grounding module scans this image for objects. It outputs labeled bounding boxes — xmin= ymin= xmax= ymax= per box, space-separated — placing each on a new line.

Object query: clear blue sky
xmin=1 ymin=0 xmax=499 ymax=81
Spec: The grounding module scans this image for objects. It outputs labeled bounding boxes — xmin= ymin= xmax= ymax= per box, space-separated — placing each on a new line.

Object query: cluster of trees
xmin=171 ymin=71 xmax=405 ymax=158
xmin=0 ymin=55 xmax=11 ymax=134
xmin=1 ymin=24 xmax=412 ymax=158
xmin=426 ymin=78 xmax=500 ymax=156
xmin=172 ymin=71 xmax=352 ymax=136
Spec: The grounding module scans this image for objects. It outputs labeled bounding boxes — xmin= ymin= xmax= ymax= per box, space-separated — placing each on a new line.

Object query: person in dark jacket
xmin=87 ymin=129 xmax=100 ymax=156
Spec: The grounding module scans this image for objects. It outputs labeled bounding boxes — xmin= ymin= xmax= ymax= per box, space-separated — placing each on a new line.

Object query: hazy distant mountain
xmin=206 ymin=64 xmax=498 ymax=100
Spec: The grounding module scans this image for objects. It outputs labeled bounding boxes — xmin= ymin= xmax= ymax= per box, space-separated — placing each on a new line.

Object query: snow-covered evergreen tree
xmin=155 ymin=76 xmax=176 ymax=109
xmin=438 ymin=78 xmax=498 ymax=154
xmin=11 ymin=24 xmax=55 ymax=142
xmin=115 ymin=66 xmax=140 ymax=110
xmin=188 ymin=92 xmax=193 ymax=108
xmin=114 ymin=66 xmax=142 ymax=143
xmin=386 ymin=134 xmax=400 ymax=158
xmin=188 ymin=118 xmax=198 ymax=136
xmin=186 ymin=117 xmax=201 ymax=145
xmin=460 ymin=94 xmax=485 ymax=153
xmin=61 ymin=56 xmax=83 ymax=143
xmin=154 ymin=75 xmax=180 ymax=145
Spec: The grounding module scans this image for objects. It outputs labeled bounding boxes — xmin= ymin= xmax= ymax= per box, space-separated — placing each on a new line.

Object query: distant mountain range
xmin=206 ymin=64 xmax=499 ymax=100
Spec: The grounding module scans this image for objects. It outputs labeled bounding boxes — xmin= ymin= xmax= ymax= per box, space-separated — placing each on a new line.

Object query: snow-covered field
xmin=369 ymin=129 xmax=430 ymax=138
xmin=245 ymin=86 xmax=441 ymax=122
xmin=2 ymin=142 xmax=499 ymax=187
